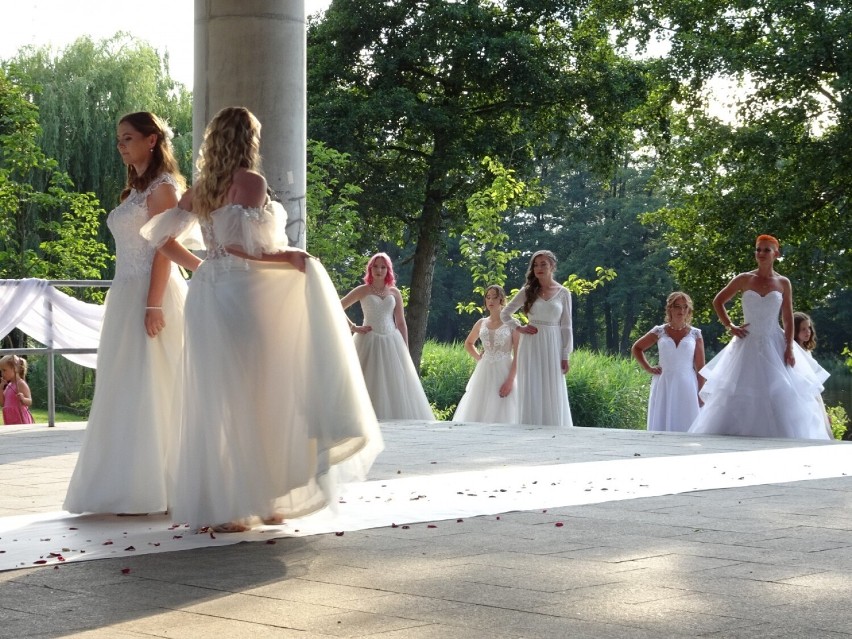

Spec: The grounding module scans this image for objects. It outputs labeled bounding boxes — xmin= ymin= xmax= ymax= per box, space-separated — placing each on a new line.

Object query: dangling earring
xmin=150 ymin=147 xmax=154 ymax=153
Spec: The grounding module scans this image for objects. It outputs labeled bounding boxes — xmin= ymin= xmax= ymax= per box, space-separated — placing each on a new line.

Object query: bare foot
xmin=262 ymin=514 xmax=285 ymax=525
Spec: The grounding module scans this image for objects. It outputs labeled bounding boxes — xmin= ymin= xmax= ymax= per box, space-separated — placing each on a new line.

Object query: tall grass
xmin=420 ymin=341 xmax=650 ymax=429
xmin=420 ymin=339 xmax=476 ymax=420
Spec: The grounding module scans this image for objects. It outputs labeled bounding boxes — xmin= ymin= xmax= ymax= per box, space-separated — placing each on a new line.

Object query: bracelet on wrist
xmin=146 ymin=306 xmax=162 ymax=310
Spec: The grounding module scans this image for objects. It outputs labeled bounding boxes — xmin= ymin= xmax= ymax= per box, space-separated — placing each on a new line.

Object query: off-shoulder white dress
xmin=143 ymin=202 xmax=383 ymax=529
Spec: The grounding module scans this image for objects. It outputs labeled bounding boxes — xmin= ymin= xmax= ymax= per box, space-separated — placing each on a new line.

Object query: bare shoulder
xmin=229 ymin=169 xmax=267 ymax=208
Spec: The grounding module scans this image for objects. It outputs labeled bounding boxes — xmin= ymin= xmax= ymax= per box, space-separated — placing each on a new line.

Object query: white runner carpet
xmin=1 ymin=444 xmax=849 ymax=572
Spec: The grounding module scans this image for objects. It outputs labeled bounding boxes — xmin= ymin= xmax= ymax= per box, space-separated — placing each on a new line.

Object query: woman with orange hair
xmin=688 ymin=235 xmax=830 ymax=439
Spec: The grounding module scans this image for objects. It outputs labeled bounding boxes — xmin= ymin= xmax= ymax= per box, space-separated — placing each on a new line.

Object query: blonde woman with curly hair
xmin=632 ymin=292 xmax=705 ymax=432
xmin=65 ymin=112 xmax=199 ymax=515
xmin=143 ymin=106 xmax=382 ymax=532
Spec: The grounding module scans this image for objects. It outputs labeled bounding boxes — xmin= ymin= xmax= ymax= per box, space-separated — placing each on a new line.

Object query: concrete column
xmin=194 ymin=0 xmax=307 ymax=248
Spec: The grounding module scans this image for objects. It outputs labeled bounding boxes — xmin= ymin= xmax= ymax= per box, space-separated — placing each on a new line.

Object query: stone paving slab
xmin=0 ymin=421 xmax=851 ymax=638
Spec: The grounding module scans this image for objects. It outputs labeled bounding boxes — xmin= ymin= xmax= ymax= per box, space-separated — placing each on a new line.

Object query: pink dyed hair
xmin=363 ymin=252 xmax=396 ymax=287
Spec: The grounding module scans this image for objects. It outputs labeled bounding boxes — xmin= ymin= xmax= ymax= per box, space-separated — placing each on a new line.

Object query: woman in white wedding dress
xmin=453 ymin=285 xmax=519 ymax=424
xmin=501 ymin=250 xmax=573 ymax=427
xmin=340 ymin=253 xmax=434 ymax=420
xmin=144 ymin=107 xmax=383 ymax=531
xmin=688 ymin=235 xmax=830 ymax=440
xmin=65 ymin=112 xmax=201 ymax=514
xmin=632 ymin=292 xmax=705 ymax=432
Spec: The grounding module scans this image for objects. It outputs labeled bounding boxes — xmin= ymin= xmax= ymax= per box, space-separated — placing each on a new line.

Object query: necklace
xmin=667 ymin=323 xmax=688 ymax=332
xmin=371 ymin=284 xmax=388 ymax=298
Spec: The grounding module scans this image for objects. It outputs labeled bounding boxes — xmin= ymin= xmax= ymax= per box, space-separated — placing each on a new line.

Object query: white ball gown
xmin=688 ymin=290 xmax=830 ymax=439
xmin=64 ymin=174 xmax=187 ymax=514
xmin=353 ymin=293 xmax=435 ymax=421
xmin=646 ymin=325 xmax=702 ymax=432
xmin=452 ymin=319 xmax=519 ymax=424
xmin=502 ymin=287 xmax=573 ymax=427
xmin=142 ymin=202 xmax=384 ymax=529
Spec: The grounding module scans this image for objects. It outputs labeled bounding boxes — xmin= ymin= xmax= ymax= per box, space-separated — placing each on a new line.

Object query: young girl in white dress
xmin=501 ymin=250 xmax=573 ymax=427
xmin=65 ymin=112 xmax=200 ymax=515
xmin=341 ymin=253 xmax=434 ymax=421
xmin=453 ymin=285 xmax=520 ymax=424
xmin=794 ymin=311 xmax=832 ymax=437
xmin=632 ymin=292 xmax=705 ymax=432
xmin=688 ymin=235 xmax=830 ymax=440
xmin=144 ymin=106 xmax=383 ymax=531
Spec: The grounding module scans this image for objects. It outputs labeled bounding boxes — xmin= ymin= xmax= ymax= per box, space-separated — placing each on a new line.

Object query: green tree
xmin=0 ymin=69 xmax=110 ymax=290
xmin=4 ymin=34 xmax=193 ymax=215
xmin=608 ymin=0 xmax=852 ymax=317
xmin=305 ymin=139 xmax=367 ymax=289
xmin=309 ymin=0 xmax=649 ymax=368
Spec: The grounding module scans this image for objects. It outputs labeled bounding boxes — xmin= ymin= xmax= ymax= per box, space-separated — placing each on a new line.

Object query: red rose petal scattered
xmin=209 ymin=531 xmax=216 ymax=539
xmin=33 ymin=560 xmax=47 ymax=565
xmin=102 ymin=541 xmax=113 ymax=545
xmin=542 ymin=509 xmax=548 ymax=513
xmin=53 ymin=566 xmax=59 ymax=570
xmin=456 ymin=519 xmax=463 ymax=523
xmin=427 ymin=525 xmax=437 ymax=528
xmin=69 ymin=527 xmax=78 ymax=530
xmin=172 ymin=535 xmax=183 ymax=539
xmin=496 ymin=516 xmax=501 ymax=520
xmin=334 ymin=531 xmax=344 ymax=536
xmin=555 ymin=522 xmax=564 ymax=527
xmin=124 ymin=546 xmax=136 ymax=551
xmin=391 ymin=523 xmax=398 ymax=528
xmin=121 ymin=567 xmax=131 ymax=574
xmin=401 ymin=525 xmax=410 ymax=529
xmin=266 ymin=539 xmax=276 ymax=544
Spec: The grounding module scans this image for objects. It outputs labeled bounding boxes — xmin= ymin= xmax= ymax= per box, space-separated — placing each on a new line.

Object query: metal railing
xmin=1 ymin=279 xmax=111 ymax=428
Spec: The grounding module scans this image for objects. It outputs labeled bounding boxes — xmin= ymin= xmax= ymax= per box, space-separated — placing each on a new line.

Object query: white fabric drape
xmin=0 ymin=279 xmax=105 ymax=368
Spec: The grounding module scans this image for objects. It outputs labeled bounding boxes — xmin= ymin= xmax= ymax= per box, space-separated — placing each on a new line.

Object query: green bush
xmin=567 ymin=349 xmax=649 ymax=429
xmin=420 ymin=339 xmax=476 ymax=420
xmin=26 ymin=355 xmax=94 ymax=416
xmin=827 ymin=403 xmax=849 ymax=440
xmin=420 ymin=341 xmax=650 ymax=429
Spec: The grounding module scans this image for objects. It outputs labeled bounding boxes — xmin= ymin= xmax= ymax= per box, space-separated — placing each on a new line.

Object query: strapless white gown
xmin=688 ymin=290 xmax=830 ymax=440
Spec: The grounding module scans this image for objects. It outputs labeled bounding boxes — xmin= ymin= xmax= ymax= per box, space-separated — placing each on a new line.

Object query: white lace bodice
xmin=742 ymin=290 xmax=783 ymax=335
xmin=479 ymin=321 xmax=516 ymax=362
xmin=360 ymin=294 xmax=397 ymax=335
xmin=108 ymin=174 xmax=178 ymax=282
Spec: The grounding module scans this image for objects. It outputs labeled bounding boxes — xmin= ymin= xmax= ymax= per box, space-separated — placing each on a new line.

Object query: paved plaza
xmin=1 ymin=421 xmax=851 ymax=638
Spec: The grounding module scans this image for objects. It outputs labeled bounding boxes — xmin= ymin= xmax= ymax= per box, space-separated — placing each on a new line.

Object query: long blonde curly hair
xmin=193 ymin=106 xmax=263 ymax=220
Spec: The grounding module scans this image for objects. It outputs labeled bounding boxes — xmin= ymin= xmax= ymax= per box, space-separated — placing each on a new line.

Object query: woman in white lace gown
xmin=453 ymin=285 xmax=519 ymax=424
xmin=340 ymin=253 xmax=434 ymax=421
xmin=688 ymin=235 xmax=830 ymax=440
xmin=632 ymin=292 xmax=705 ymax=432
xmin=501 ymin=250 xmax=573 ymax=427
xmin=65 ymin=112 xmax=201 ymax=514
xmin=145 ymin=107 xmax=383 ymax=531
